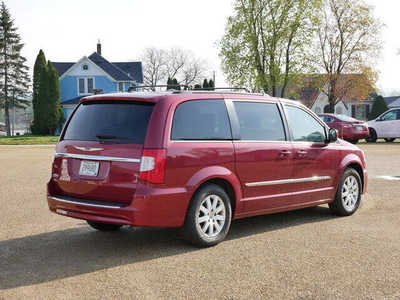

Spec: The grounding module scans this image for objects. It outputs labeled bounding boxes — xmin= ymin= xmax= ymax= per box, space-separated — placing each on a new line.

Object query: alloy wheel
xmin=196 ymin=194 xmax=226 ymax=238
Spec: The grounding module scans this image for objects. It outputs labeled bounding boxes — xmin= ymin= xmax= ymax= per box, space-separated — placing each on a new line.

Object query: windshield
xmin=63 ymin=101 xmax=154 ymax=144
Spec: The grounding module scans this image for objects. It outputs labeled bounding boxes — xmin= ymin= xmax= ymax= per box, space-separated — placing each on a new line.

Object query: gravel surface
xmin=1 ymin=144 xmax=400 ymax=299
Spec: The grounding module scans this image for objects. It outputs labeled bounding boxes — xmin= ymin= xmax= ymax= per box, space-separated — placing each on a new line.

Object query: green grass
xmin=0 ymin=135 xmax=59 ymax=145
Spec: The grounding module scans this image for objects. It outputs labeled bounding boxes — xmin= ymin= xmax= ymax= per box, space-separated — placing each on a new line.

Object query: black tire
xmin=366 ymin=128 xmax=377 ymax=143
xmin=384 ymin=138 xmax=395 ymax=142
xmin=87 ymin=221 xmax=122 ymax=231
xmin=329 ymin=168 xmax=362 ymax=216
xmin=348 ymin=139 xmax=359 ymax=144
xmin=182 ymin=184 xmax=232 ymax=247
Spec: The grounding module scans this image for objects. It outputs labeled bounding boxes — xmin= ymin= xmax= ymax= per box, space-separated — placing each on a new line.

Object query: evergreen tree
xmin=166 ymin=77 xmax=172 ymax=90
xmin=0 ymin=2 xmax=30 ymax=136
xmin=208 ymin=79 xmax=215 ymax=90
xmin=31 ymin=50 xmax=48 ymax=134
xmin=173 ymin=78 xmax=180 ymax=90
xmin=194 ymin=84 xmax=201 ymax=89
xmin=47 ymin=61 xmax=63 ymax=134
xmin=368 ymin=95 xmax=389 ymax=120
xmin=202 ymin=79 xmax=209 ymax=90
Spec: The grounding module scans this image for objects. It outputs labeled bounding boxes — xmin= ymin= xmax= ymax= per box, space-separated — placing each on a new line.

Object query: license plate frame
xmin=79 ymin=160 xmax=100 ymax=177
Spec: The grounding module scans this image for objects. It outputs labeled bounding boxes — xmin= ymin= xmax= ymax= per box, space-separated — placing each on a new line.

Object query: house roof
xmin=387 ymin=97 xmax=400 ymax=107
xmin=112 ymin=62 xmax=143 ymax=83
xmin=383 ymin=96 xmax=400 ymax=106
xmin=52 ymin=52 xmax=143 ymax=83
xmin=52 ymin=62 xmax=74 ymax=77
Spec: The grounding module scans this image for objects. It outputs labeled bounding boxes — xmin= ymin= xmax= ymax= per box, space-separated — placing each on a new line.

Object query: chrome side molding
xmin=245 ymin=176 xmax=331 ymax=187
xmin=55 ymin=152 xmax=141 ymax=163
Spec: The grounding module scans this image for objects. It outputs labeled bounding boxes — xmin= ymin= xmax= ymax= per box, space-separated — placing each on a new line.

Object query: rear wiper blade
xmin=96 ymin=135 xmax=128 ymax=140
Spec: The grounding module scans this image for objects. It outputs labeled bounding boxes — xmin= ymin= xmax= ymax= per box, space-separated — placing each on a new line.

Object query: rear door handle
xmin=278 ymin=150 xmax=291 ymax=159
xmin=296 ymin=150 xmax=307 ymax=158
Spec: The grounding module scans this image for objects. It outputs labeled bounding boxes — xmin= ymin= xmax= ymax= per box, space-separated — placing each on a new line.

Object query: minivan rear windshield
xmin=63 ymin=101 xmax=154 ymax=144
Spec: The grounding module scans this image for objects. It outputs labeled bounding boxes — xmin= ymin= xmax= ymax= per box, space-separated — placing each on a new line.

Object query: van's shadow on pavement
xmin=1 ymin=206 xmax=337 ymax=290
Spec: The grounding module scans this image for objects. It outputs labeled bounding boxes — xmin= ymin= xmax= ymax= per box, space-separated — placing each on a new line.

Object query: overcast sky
xmin=7 ymin=0 xmax=400 ymax=95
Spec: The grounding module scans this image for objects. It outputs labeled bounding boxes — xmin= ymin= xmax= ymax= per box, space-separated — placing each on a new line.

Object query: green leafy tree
xmin=368 ymin=95 xmax=388 ymax=120
xmin=220 ymin=0 xmax=321 ymax=96
xmin=313 ymin=0 xmax=382 ymax=112
xmin=0 ymin=1 xmax=30 ymax=136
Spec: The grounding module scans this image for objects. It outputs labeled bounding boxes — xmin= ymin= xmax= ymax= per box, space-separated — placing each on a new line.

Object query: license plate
xmin=79 ymin=160 xmax=99 ymax=176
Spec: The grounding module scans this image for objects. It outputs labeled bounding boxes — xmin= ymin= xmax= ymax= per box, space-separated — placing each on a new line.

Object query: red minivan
xmin=48 ymin=91 xmax=367 ymax=247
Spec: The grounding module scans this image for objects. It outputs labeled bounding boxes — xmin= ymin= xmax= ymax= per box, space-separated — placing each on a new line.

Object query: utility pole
xmin=213 ymin=71 xmax=216 ymax=87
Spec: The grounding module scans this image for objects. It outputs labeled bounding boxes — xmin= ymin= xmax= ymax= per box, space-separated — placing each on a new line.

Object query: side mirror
xmin=328 ymin=128 xmax=338 ymax=143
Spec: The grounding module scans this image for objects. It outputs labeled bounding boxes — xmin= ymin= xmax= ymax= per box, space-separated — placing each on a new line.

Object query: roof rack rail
xmin=189 ymin=87 xmax=251 ymax=93
xmin=128 ymin=85 xmax=252 ymax=93
xmin=128 ymin=84 xmax=189 ymax=92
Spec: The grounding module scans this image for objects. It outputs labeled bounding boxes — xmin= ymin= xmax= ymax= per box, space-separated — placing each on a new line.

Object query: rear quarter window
xmin=63 ymin=101 xmax=154 ymax=144
xmin=171 ymin=100 xmax=232 ymax=140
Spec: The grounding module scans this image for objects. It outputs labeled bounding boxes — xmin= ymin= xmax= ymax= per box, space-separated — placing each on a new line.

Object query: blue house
xmin=52 ymin=42 xmax=143 ymax=121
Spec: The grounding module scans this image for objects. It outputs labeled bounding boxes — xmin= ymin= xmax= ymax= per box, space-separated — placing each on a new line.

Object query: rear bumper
xmin=342 ymin=128 xmax=369 ymax=140
xmin=47 ymin=184 xmax=190 ymax=228
xmin=48 ymin=195 xmax=136 ymax=225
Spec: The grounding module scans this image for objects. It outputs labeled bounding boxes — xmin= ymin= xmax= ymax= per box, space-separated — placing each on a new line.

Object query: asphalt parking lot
xmin=1 ymin=143 xmax=400 ymax=299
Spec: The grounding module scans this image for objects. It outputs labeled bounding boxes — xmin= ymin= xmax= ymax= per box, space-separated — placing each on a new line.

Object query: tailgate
xmin=49 ymin=100 xmax=154 ymax=204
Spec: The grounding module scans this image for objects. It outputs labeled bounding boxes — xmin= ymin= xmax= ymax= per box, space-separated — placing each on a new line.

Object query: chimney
xmin=97 ymin=39 xmax=102 ymax=55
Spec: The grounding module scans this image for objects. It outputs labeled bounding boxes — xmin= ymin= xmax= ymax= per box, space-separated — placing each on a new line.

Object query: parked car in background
xmin=47 ymin=91 xmax=367 ymax=247
xmin=366 ymin=108 xmax=400 ymax=143
xmin=319 ymin=114 xmax=369 ymax=144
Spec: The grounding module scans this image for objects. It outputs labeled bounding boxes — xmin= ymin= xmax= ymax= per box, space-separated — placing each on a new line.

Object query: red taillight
xmin=139 ymin=149 xmax=166 ymax=184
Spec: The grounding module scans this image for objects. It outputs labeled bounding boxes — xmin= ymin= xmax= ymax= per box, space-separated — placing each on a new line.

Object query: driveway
xmin=1 ymin=144 xmax=399 ymax=299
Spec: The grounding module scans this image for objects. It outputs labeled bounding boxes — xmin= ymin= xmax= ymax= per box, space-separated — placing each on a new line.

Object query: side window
xmin=286 ymin=105 xmax=326 ymax=143
xmin=234 ymin=101 xmax=285 ymax=141
xmin=397 ymin=110 xmax=400 ymax=120
xmin=381 ymin=110 xmax=397 ymax=121
xmin=171 ymin=100 xmax=232 ymax=140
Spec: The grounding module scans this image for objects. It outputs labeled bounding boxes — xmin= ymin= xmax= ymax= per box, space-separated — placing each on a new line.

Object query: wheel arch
xmin=338 ymin=154 xmax=365 ymax=193
xmin=185 ymin=166 xmax=243 ymax=219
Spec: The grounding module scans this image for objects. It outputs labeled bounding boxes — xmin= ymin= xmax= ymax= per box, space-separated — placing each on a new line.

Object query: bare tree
xmin=165 ymin=48 xmax=188 ymax=80
xmin=141 ymin=47 xmax=166 ymax=89
xmin=180 ymin=56 xmax=207 ymax=86
xmin=313 ymin=0 xmax=382 ymax=112
xmin=140 ymin=47 xmax=208 ymax=88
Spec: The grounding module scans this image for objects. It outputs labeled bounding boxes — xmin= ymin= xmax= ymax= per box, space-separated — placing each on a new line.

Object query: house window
xmin=87 ymin=78 xmax=94 ymax=93
xmin=78 ymin=78 xmax=85 ymax=94
xmin=118 ymin=82 xmax=124 ymax=92
xmin=82 ymin=64 xmax=89 ymax=70
xmin=78 ymin=78 xmax=95 ymax=95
